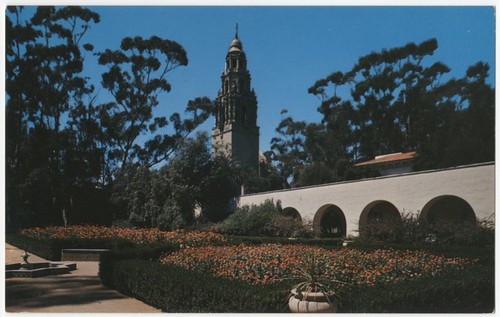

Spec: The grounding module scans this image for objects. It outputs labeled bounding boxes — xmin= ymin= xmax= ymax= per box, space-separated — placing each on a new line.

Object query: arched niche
xmin=358 ymin=200 xmax=402 ymax=239
xmin=282 ymin=207 xmax=302 ymax=222
xmin=419 ymin=195 xmax=476 ymax=226
xmin=312 ymin=204 xmax=346 ymax=238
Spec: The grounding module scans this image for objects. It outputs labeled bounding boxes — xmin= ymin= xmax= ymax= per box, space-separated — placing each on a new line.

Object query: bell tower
xmin=212 ymin=26 xmax=259 ymax=170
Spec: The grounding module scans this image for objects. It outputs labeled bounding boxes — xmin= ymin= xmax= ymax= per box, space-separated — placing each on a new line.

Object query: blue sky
xmin=17 ymin=6 xmax=498 ymax=152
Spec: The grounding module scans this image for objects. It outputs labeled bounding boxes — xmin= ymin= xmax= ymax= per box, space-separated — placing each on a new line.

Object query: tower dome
xmin=229 ymin=37 xmax=243 ymax=52
xmin=229 ymin=23 xmax=243 ymax=52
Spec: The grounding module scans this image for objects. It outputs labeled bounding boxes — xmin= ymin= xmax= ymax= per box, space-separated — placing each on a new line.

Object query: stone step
xmin=61 ymin=249 xmax=109 ymax=262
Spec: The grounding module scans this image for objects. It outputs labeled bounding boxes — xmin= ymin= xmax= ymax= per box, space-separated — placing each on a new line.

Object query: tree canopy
xmin=269 ymin=38 xmax=494 ymax=187
xmin=5 ymin=6 xmax=214 ymax=229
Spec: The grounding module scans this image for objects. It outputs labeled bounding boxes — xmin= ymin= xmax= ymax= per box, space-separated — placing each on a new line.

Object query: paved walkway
xmin=5 ymin=243 xmax=161 ymax=313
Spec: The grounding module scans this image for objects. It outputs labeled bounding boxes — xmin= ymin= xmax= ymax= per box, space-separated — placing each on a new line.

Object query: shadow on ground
xmin=6 ymin=274 xmax=127 ymax=310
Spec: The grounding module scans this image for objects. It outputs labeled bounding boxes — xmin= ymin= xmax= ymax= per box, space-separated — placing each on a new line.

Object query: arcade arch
xmin=313 ymin=204 xmax=347 ymax=238
xmin=358 ymin=200 xmax=402 ymax=238
xmin=419 ymin=195 xmax=476 ymax=226
xmin=282 ymin=207 xmax=302 ymax=222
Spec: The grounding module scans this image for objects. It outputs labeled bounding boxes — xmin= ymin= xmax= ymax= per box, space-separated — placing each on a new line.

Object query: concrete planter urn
xmin=288 ymin=253 xmax=342 ymax=313
xmin=288 ymin=288 xmax=338 ymax=313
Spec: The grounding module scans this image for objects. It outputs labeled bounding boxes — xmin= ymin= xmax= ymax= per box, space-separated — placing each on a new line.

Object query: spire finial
xmin=235 ymin=23 xmax=239 ymax=39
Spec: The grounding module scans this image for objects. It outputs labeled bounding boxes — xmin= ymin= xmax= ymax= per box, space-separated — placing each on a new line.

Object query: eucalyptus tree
xmin=199 ymin=154 xmax=241 ymax=222
xmin=413 ymin=62 xmax=495 ymax=170
xmin=270 ymin=38 xmax=493 ymax=187
xmin=268 ymin=110 xmax=309 ymax=188
xmin=6 ymin=6 xmax=101 ymax=227
xmin=97 ymin=36 xmax=213 ymax=175
xmin=309 ymin=38 xmax=451 ymax=159
xmin=459 ymin=62 xmax=495 ymax=164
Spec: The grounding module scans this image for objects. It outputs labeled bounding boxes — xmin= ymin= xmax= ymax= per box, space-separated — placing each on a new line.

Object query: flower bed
xmin=20 ymin=226 xmax=227 ymax=247
xmin=160 ymin=244 xmax=476 ymax=286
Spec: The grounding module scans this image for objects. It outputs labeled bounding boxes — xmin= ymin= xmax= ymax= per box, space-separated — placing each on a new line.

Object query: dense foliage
xmin=5 ymin=7 xmax=215 ymax=229
xmin=268 ymin=39 xmax=494 ymax=187
xmin=109 ymin=133 xmax=240 ymax=228
xmin=360 ymin=212 xmax=495 ymax=247
xmin=213 ymin=200 xmax=309 ymax=237
xmin=6 ymin=6 xmax=104 ymax=228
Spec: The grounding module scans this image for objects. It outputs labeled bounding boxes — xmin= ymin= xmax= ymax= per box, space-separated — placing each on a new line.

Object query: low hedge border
xmin=339 ymin=264 xmax=494 ymax=313
xmin=99 ymin=243 xmax=494 ymax=313
xmin=99 ymin=258 xmax=291 ymax=313
xmin=226 ymin=235 xmax=344 ymax=246
xmin=348 ymin=240 xmax=494 ymax=264
xmin=6 ymin=233 xmax=134 ymax=261
xmin=99 ymin=241 xmax=180 ymax=263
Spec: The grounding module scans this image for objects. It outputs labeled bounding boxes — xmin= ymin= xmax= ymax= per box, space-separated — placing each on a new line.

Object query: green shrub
xmin=216 ymin=200 xmax=308 ymax=237
xmin=360 ymin=212 xmax=495 ymax=247
xmin=99 ymin=259 xmax=291 ymax=313
xmin=429 ymin=218 xmax=495 ymax=247
xmin=360 ymin=217 xmax=404 ymax=243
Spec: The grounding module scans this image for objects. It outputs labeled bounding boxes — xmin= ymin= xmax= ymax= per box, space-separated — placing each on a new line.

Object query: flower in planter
xmin=287 ymin=253 xmax=345 ymax=313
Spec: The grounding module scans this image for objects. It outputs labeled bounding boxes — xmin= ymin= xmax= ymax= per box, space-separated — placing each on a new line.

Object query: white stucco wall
xmin=238 ymin=162 xmax=495 ymax=236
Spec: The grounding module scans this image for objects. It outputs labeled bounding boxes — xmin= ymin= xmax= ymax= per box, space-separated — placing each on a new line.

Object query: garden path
xmin=5 ymin=243 xmax=161 ymax=313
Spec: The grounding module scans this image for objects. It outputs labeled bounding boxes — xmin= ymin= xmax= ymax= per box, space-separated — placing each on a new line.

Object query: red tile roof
xmin=354 ymin=151 xmax=416 ymax=167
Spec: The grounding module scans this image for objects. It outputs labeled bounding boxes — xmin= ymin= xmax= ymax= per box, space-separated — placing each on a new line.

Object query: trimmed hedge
xmin=226 ymin=235 xmax=344 ymax=247
xmin=6 ymin=233 xmax=134 ymax=261
xmin=99 ymin=258 xmax=291 ymax=313
xmin=6 ymin=233 xmax=58 ymax=260
xmin=340 ymin=264 xmax=494 ymax=313
xmin=99 ymin=243 xmax=494 ymax=313
xmin=99 ymin=241 xmax=180 ymax=263
xmin=348 ymin=240 xmax=494 ymax=264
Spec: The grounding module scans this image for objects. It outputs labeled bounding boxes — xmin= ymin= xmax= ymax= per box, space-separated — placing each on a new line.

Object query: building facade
xmin=238 ymin=162 xmax=494 ymax=237
xmin=212 ymin=29 xmax=260 ymax=170
xmin=354 ymin=151 xmax=416 ymax=176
